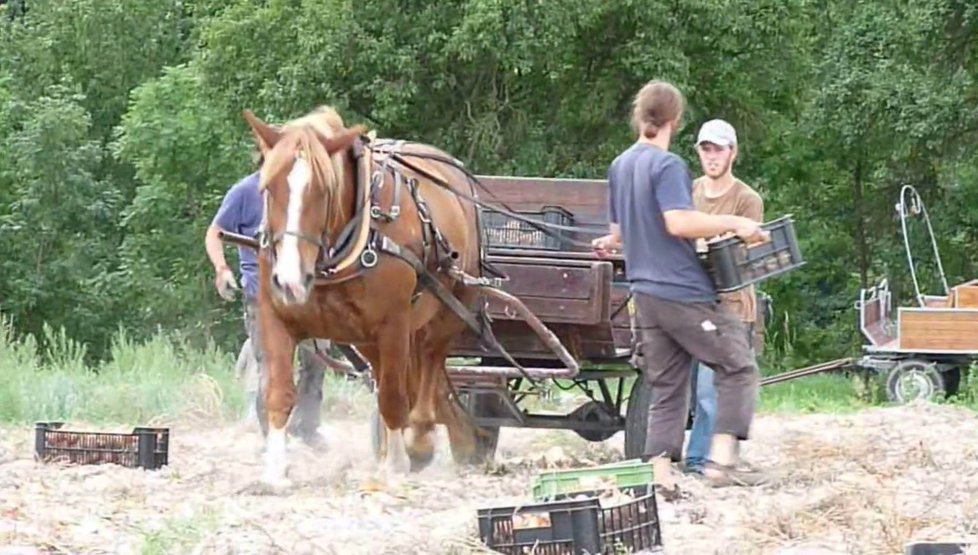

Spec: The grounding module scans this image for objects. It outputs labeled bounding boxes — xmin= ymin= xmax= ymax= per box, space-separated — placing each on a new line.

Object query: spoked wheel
xmin=451 ymin=391 xmax=503 ymax=466
xmin=884 ymin=359 xmax=946 ymax=404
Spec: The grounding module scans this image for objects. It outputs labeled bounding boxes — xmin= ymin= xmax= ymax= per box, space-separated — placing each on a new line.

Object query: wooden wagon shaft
xmin=476 ymin=286 xmax=580 ymax=377
xmin=758 ymin=357 xmax=854 ymax=387
xmin=446 ymin=364 xmax=578 ymax=379
xmin=218 ymin=230 xmax=259 ymax=251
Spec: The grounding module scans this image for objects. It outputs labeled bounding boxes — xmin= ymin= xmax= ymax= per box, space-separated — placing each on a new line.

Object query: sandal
xmin=703 ymin=460 xmax=770 ymax=488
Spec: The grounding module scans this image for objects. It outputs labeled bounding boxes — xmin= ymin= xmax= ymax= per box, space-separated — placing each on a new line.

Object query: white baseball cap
xmin=696 ymin=119 xmax=737 ymax=147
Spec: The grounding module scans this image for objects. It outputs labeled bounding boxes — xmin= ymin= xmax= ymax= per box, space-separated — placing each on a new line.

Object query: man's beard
xmin=705 ymin=157 xmax=733 ymax=178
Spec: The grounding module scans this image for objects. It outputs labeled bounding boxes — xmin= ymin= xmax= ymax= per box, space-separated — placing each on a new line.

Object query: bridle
xmin=257 ymin=143 xmax=379 ymax=279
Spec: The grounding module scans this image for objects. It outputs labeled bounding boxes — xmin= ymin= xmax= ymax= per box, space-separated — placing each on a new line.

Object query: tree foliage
xmin=0 ymin=0 xmax=976 ymax=368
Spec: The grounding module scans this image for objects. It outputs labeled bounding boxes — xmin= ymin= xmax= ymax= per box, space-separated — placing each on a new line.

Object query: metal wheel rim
xmin=895 ymin=368 xmax=935 ymax=403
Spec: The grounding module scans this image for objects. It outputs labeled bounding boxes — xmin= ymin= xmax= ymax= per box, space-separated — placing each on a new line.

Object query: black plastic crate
xmin=482 ymin=206 xmax=575 ymax=251
xmin=34 ymin=421 xmax=170 ymax=470
xmin=701 ymin=215 xmax=805 ymax=293
xmin=905 ymin=543 xmax=972 ymax=555
xmin=477 ymin=485 xmax=662 ymax=555
xmin=550 ymin=484 xmax=663 ymax=555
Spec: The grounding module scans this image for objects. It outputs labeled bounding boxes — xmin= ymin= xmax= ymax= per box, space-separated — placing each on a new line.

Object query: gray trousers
xmin=242 ymin=299 xmax=326 ymax=438
xmin=633 ymin=292 xmax=760 ymax=462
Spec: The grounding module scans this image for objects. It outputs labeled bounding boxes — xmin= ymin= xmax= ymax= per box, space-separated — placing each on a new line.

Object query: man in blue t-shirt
xmin=205 ymin=167 xmax=335 ymax=448
xmin=592 ymin=80 xmax=768 ymax=493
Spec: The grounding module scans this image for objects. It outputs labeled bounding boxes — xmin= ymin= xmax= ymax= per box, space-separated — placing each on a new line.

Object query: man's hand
xmin=215 ymin=265 xmax=239 ymax=300
xmin=732 ymin=217 xmax=769 ymax=244
xmin=591 ymin=234 xmax=621 ymax=259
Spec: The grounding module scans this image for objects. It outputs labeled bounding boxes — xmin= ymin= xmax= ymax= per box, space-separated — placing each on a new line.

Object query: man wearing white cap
xmin=682 ymin=119 xmax=765 ymax=475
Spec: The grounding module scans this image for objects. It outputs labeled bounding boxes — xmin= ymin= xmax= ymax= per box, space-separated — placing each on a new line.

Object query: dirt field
xmin=2 ymin=401 xmax=978 ymax=555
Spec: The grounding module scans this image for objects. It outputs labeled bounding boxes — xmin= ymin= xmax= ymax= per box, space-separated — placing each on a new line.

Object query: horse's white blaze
xmin=274 ymin=156 xmax=311 ymax=290
xmin=261 ymin=425 xmax=291 ymax=487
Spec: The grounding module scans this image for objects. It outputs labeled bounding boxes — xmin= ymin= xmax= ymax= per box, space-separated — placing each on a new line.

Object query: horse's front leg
xmin=259 ymin=310 xmax=297 ymax=489
xmin=376 ymin=315 xmax=412 ymax=479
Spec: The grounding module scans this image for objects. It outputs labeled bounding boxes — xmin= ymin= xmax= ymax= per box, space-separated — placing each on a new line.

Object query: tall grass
xmin=0 ymin=315 xmax=245 ymax=425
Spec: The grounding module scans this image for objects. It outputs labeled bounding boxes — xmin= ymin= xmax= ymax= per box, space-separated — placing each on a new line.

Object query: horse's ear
xmin=242 ymin=110 xmax=282 ymax=153
xmin=320 ymin=125 xmax=368 ymax=155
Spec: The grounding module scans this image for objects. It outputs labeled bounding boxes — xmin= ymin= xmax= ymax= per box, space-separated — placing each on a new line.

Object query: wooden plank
xmin=898 ymin=309 xmax=978 ymax=351
xmin=483 ymin=296 xmax=605 ymax=325
xmin=451 ymin=321 xmax=619 ymax=360
xmin=922 ymin=295 xmax=950 ymax=308
xmin=487 ymin=247 xmax=624 ymax=263
xmin=488 ymin=263 xmax=604 ymax=300
xmin=953 ymin=286 xmax=978 ymax=309
xmin=479 ymin=259 xmax=612 ymax=325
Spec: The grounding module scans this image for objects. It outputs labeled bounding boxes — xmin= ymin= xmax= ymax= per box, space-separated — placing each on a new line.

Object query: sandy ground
xmin=2 ymin=401 xmax=978 ymax=555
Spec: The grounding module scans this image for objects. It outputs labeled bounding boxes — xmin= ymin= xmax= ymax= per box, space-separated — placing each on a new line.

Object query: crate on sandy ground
xmin=477 ymin=460 xmax=662 ymax=555
xmin=34 ymin=421 xmax=169 ymax=470
xmin=531 ymin=459 xmax=654 ymax=501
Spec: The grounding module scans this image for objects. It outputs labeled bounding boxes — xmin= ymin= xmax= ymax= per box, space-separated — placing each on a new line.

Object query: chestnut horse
xmin=243 ymin=106 xmax=486 ymax=487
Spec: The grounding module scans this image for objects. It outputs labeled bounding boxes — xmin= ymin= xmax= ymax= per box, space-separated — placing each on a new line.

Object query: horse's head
xmin=242 ymin=107 xmax=365 ymax=305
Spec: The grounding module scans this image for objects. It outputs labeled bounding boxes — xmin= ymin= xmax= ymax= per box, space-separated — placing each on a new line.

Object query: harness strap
xmin=370 ymin=141 xmax=405 ymax=222
xmin=373 ymin=232 xmax=541 ymax=388
xmin=375 ymin=233 xmax=484 ymax=336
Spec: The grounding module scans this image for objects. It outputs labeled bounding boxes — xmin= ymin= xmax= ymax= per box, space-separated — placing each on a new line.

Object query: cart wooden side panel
xmin=449 ymin=176 xmax=639 ymax=361
xmin=898 ymin=308 xmax=978 ymax=351
xmin=950 ymin=280 xmax=978 ymax=308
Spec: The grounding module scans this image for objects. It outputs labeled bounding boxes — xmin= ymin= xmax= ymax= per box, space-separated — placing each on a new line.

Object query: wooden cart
xmin=852 ymin=185 xmax=978 ymax=403
xmin=436 ymin=175 xmax=803 ymax=462
xmin=439 ymin=176 xmax=650 ymax=461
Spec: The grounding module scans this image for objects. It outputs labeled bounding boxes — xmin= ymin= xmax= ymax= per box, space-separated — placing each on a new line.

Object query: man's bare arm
xmin=205 ymin=224 xmax=229 ymax=272
xmin=662 ymin=209 xmax=752 ymax=239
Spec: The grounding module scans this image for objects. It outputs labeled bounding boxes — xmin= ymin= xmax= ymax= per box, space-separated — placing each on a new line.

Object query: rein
xmin=245 ymin=134 xmax=582 ymax=394
xmin=364 ymin=145 xmax=608 ymax=250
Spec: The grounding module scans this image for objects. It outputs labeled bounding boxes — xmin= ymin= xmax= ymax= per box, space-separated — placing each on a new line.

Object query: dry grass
xmin=2 ymin=401 xmax=978 ymax=554
xmin=662 ymin=401 xmax=978 ymax=554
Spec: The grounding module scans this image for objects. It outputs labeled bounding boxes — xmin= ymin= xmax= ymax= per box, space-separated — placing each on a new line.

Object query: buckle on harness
xmin=360 ymin=247 xmax=378 ymax=268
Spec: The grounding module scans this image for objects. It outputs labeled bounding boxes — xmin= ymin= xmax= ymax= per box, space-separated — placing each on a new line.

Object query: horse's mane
xmin=261 ymin=105 xmax=349 ymax=226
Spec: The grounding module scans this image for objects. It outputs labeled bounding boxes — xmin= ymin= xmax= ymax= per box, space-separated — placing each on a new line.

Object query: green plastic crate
xmin=531 ymin=459 xmax=654 ymax=501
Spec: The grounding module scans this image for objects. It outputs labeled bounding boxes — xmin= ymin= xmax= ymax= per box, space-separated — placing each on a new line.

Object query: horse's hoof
xmin=407 ymin=448 xmax=435 ymax=473
xmin=260 ymin=474 xmax=294 ymax=491
xmin=296 ymin=430 xmax=329 ymax=453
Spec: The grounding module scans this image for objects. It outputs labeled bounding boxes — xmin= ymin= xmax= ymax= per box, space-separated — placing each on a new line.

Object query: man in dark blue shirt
xmin=593 ymin=80 xmax=768 ymax=493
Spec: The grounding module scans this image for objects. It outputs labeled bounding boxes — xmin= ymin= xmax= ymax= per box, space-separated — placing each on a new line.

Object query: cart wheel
xmin=451 ymin=392 xmax=502 ymax=466
xmin=884 ymin=360 xmax=945 ymax=404
xmin=624 ymin=373 xmax=652 ymax=460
